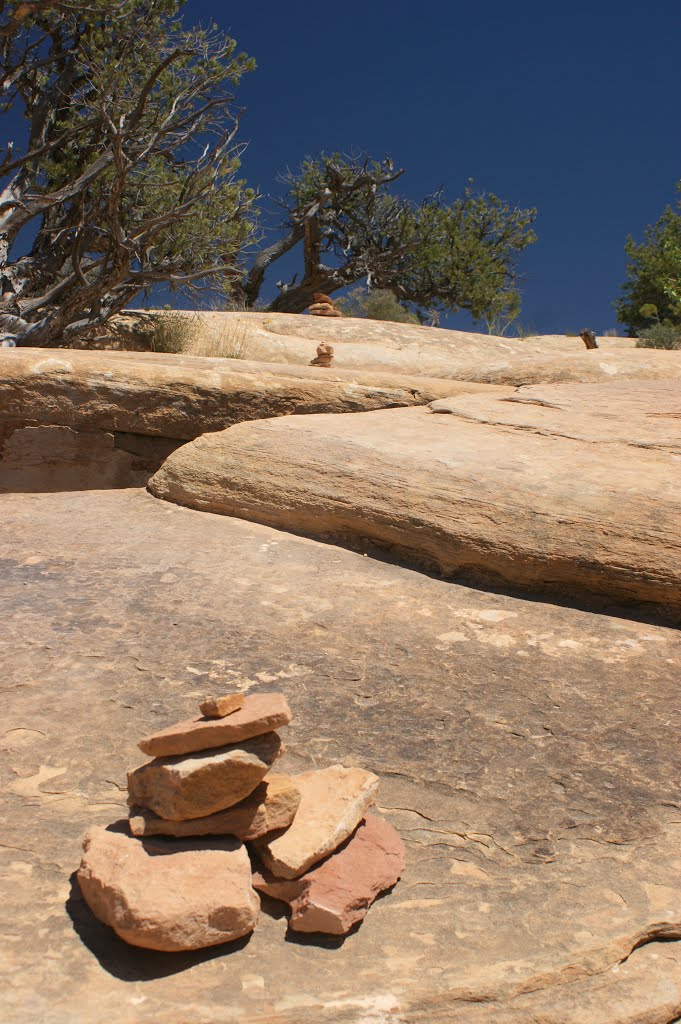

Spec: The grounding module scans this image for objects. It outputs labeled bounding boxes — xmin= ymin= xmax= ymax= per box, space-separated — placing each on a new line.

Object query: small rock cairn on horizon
xmin=77 ymin=691 xmax=405 ymax=951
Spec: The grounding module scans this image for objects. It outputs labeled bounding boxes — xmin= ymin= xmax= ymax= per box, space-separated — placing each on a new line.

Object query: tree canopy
xmin=617 ymin=183 xmax=681 ymax=335
xmin=237 ymin=153 xmax=536 ymax=331
xmin=0 ymin=3 xmax=537 ymax=345
xmin=0 ymin=0 xmax=256 ymax=345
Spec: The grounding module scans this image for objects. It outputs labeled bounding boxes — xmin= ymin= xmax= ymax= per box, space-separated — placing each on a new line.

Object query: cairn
xmin=309 ymin=341 xmax=335 ymax=367
xmin=307 ymin=291 xmax=342 ymax=318
xmin=77 ymin=691 xmax=404 ymax=949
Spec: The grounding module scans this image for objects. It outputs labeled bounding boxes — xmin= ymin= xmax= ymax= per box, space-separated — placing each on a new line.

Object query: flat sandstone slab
xmin=2 ymin=489 xmax=681 ymax=1024
xmin=254 ymin=765 xmax=379 ymax=878
xmin=127 ymin=732 xmax=283 ymax=820
xmin=254 ymin=814 xmax=405 ymax=934
xmin=77 ymin=826 xmax=259 ymax=951
xmin=129 ymin=774 xmax=300 ymax=840
xmin=149 ymin=381 xmax=681 ymax=620
xmin=138 ymin=692 xmax=292 ymax=756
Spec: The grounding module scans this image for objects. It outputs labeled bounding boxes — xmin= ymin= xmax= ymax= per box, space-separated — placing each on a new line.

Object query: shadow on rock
xmin=65 ymin=872 xmax=253 ymax=981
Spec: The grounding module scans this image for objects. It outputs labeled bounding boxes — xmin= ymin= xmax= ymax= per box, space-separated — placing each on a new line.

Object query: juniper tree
xmin=237 ymin=153 xmax=537 ymax=329
xmin=0 ymin=0 xmax=256 ymax=345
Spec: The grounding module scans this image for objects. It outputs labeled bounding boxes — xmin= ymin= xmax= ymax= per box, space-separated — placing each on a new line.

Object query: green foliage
xmin=258 ymin=154 xmax=537 ymax=326
xmin=335 ymin=287 xmax=420 ymax=324
xmin=635 ymin=323 xmax=681 ymax=350
xmin=617 ymin=184 xmax=681 ymax=335
xmin=0 ymin=1 xmax=257 ymax=344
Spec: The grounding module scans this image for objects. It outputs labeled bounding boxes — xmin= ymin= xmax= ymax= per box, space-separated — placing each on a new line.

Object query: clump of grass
xmin=187 ymin=317 xmax=254 ymax=360
xmin=132 ymin=311 xmax=195 ymax=353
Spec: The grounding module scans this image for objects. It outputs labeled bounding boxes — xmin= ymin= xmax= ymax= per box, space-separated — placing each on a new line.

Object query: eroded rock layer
xmin=149 ymin=380 xmax=681 ymax=620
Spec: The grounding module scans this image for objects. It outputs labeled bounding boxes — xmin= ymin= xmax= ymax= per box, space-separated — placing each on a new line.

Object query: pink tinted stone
xmin=253 ymin=814 xmax=405 ymax=934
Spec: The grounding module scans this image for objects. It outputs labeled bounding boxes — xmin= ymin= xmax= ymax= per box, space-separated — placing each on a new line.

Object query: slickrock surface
xmin=0 ymin=347 xmax=478 ymax=439
xmin=175 ymin=309 xmax=635 ymax=372
xmin=150 ymin=380 xmax=681 ymax=620
xmin=138 ymin=692 xmax=291 ymax=756
xmin=129 ymin=774 xmax=300 ymax=840
xmin=0 ymin=348 xmax=491 ymax=490
xmin=254 ymin=765 xmax=379 ymax=878
xmin=254 ymin=814 xmax=405 ymax=934
xmin=77 ymin=826 xmax=259 ymax=951
xmin=2 ymin=488 xmax=681 ymax=1024
xmin=199 ymin=693 xmax=245 ymax=717
xmin=444 ymin=348 xmax=681 ymax=386
xmin=127 ymin=733 xmax=283 ymax=820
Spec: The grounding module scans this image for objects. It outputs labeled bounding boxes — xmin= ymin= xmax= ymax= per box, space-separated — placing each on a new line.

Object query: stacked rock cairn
xmin=77 ymin=691 xmax=405 ymax=951
xmin=308 ymin=291 xmax=339 ymax=367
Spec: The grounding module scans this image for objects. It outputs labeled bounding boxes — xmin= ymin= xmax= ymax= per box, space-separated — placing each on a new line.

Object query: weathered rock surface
xmin=2 ymin=488 xmax=681 ymax=1024
xmin=444 ymin=348 xmax=681 ymax=386
xmin=129 ymin=773 xmax=300 ymax=840
xmin=77 ymin=826 xmax=259 ymax=951
xmin=254 ymin=765 xmax=379 ymax=878
xmin=149 ymin=380 xmax=681 ymax=620
xmin=0 ymin=346 xmax=481 ymax=441
xmin=0 ymin=347 xmax=494 ymax=490
xmin=176 ymin=310 xmax=635 ymax=374
xmin=199 ymin=692 xmax=245 ymax=717
xmin=253 ymin=814 xmax=405 ymax=933
xmin=138 ymin=692 xmax=291 ymax=756
xmin=127 ymin=733 xmax=283 ymax=820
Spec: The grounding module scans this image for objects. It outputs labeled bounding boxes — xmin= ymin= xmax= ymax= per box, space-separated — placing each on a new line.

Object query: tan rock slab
xmin=4 ymin=488 xmax=681 ymax=1023
xmin=129 ymin=773 xmax=300 ymax=840
xmin=0 ymin=345 xmax=473 ymax=444
xmin=199 ymin=692 xmax=245 ymax=718
xmin=77 ymin=826 xmax=259 ymax=951
xmin=443 ymin=348 xmax=681 ymax=386
xmin=149 ymin=382 xmax=681 ymax=620
xmin=138 ymin=692 xmax=291 ymax=757
xmin=253 ymin=814 xmax=405 ymax=934
xmin=254 ymin=765 xmax=379 ymax=879
xmin=127 ymin=732 xmax=283 ymax=820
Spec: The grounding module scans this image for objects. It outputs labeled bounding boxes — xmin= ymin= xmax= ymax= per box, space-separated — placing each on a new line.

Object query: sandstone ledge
xmin=149 ymin=381 xmax=681 ymax=621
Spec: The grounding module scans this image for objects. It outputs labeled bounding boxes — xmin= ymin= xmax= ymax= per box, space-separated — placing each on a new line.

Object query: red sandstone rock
xmin=254 ymin=764 xmax=379 ymax=878
xmin=77 ymin=826 xmax=259 ymax=951
xmin=138 ymin=692 xmax=291 ymax=757
xmin=129 ymin=773 xmax=300 ymax=839
xmin=127 ymin=732 xmax=283 ymax=820
xmin=253 ymin=814 xmax=405 ymax=934
xmin=199 ymin=692 xmax=245 ymax=718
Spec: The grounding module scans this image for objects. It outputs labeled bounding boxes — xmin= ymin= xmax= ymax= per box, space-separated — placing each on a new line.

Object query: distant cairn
xmin=307 ymin=292 xmax=342 ymax=318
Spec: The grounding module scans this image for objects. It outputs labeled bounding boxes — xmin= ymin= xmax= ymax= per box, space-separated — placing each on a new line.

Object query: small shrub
xmin=335 ymin=287 xmax=420 ymax=324
xmin=636 ymin=323 xmax=681 ymax=350
xmin=134 ymin=312 xmax=194 ymax=353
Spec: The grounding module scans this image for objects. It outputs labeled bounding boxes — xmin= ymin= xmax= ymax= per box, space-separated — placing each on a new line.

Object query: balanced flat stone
xmin=149 ymin=380 xmax=681 ymax=621
xmin=129 ymin=774 xmax=301 ymax=840
xmin=138 ymin=692 xmax=291 ymax=756
xmin=127 ymin=732 xmax=283 ymax=820
xmin=253 ymin=814 xmax=405 ymax=934
xmin=77 ymin=826 xmax=259 ymax=951
xmin=199 ymin=692 xmax=245 ymax=717
xmin=254 ymin=765 xmax=379 ymax=878
xmin=2 ymin=489 xmax=681 ymax=1024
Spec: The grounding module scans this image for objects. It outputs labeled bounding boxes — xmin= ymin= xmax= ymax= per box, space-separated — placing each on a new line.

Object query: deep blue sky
xmin=185 ymin=0 xmax=680 ymax=333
